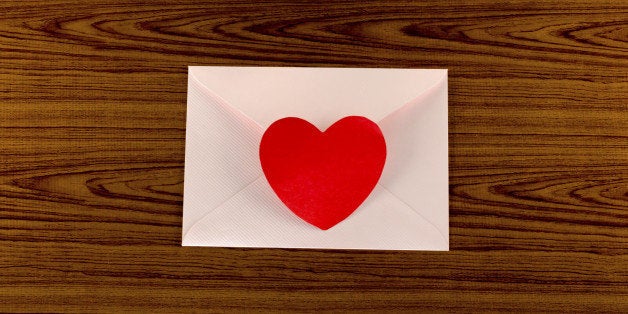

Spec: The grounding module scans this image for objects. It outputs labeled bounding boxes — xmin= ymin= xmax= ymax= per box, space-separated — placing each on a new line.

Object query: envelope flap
xmin=378 ymin=76 xmax=449 ymax=240
xmin=183 ymin=178 xmax=448 ymax=250
xmin=183 ymin=74 xmax=264 ymax=235
xmin=189 ymin=67 xmax=446 ymax=129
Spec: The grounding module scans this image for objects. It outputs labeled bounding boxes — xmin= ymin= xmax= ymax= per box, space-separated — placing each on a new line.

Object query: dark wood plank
xmin=1 ymin=0 xmax=627 ymax=312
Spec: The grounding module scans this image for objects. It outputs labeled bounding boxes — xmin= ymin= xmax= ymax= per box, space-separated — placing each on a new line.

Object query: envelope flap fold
xmin=378 ymin=75 xmax=449 ymax=241
xmin=189 ymin=67 xmax=446 ymax=129
xmin=182 ymin=73 xmax=264 ymax=235
xmin=183 ymin=178 xmax=447 ymax=250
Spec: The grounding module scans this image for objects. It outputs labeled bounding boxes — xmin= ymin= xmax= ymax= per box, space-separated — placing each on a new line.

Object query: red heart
xmin=260 ymin=116 xmax=386 ymax=230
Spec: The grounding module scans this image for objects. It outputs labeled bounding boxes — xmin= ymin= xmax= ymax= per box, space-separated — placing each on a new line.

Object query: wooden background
xmin=1 ymin=0 xmax=626 ymax=312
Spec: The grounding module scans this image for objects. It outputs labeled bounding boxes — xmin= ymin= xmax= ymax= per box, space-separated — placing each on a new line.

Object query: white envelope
xmin=182 ymin=66 xmax=448 ymax=251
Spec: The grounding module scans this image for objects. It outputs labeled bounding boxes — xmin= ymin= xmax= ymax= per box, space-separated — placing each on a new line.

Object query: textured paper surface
xmin=183 ymin=66 xmax=448 ymax=250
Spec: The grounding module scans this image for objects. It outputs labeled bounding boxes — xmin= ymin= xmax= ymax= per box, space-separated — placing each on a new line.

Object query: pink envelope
xmin=182 ymin=67 xmax=448 ymax=250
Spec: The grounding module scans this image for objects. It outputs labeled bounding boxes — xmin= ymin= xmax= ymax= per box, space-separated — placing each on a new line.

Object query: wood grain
xmin=1 ymin=0 xmax=627 ymax=312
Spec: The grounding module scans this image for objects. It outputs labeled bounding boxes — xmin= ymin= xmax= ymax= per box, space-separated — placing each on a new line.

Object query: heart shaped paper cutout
xmin=260 ymin=116 xmax=386 ymax=230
